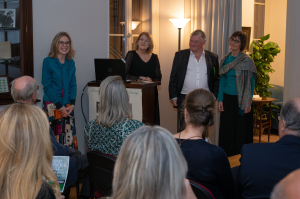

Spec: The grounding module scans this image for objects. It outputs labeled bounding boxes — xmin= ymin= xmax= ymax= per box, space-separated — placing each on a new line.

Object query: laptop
xmin=94 ymin=59 xmax=126 ymax=82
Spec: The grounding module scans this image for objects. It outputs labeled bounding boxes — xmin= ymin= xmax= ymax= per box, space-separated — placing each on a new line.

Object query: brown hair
xmin=230 ymin=31 xmax=247 ymax=51
xmin=135 ymin=32 xmax=154 ymax=54
xmin=48 ymin=31 xmax=75 ymax=59
xmin=184 ymin=88 xmax=215 ymax=128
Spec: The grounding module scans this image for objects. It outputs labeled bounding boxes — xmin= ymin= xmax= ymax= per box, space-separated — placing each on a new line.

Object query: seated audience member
xmin=84 ymin=76 xmax=144 ymax=157
xmin=112 ymin=126 xmax=196 ymax=199
xmin=271 ymin=169 xmax=300 ymax=199
xmin=173 ymin=88 xmax=236 ymax=199
xmin=236 ymin=97 xmax=300 ymax=199
xmin=10 ymin=76 xmax=88 ymax=194
xmin=0 ymin=104 xmax=61 ymax=199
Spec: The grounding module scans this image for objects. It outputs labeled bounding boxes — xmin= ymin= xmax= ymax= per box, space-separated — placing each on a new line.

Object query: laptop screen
xmin=94 ymin=59 xmax=126 ymax=82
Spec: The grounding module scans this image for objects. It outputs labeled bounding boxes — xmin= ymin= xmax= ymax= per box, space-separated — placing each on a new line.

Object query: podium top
xmin=88 ymin=81 xmax=161 ymax=88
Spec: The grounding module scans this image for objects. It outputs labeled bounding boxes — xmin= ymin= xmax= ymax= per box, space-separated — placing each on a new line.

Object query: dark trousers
xmin=177 ymin=94 xmax=186 ymax=132
xmin=218 ymin=94 xmax=253 ymax=157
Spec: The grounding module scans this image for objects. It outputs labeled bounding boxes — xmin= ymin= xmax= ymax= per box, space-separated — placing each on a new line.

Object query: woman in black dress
xmin=125 ymin=32 xmax=162 ymax=125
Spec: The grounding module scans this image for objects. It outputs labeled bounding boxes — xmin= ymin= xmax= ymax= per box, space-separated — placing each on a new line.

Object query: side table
xmin=252 ymin=97 xmax=277 ymax=143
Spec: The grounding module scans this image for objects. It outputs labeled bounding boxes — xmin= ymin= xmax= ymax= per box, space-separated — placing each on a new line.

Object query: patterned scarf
xmin=219 ymin=51 xmax=257 ymax=113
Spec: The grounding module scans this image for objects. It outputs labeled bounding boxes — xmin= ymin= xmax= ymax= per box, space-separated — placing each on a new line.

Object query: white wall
xmin=242 ymin=0 xmax=254 ymax=43
xmin=158 ymin=0 xmax=185 ymax=134
xmin=33 ymin=0 xmax=109 ymax=153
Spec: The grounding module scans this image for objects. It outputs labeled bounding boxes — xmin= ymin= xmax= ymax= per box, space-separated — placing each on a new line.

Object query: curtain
xmin=187 ymin=0 xmax=242 ymax=145
xmin=189 ymin=0 xmax=242 ymax=59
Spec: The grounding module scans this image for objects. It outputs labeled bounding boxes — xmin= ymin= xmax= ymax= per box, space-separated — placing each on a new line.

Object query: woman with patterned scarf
xmin=218 ymin=31 xmax=257 ymax=157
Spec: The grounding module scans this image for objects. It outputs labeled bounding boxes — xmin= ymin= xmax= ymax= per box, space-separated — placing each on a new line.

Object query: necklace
xmin=178 ymin=131 xmax=202 ymax=147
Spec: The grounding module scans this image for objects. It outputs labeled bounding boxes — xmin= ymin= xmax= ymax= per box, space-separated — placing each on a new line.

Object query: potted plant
xmin=249 ymin=34 xmax=281 ymax=120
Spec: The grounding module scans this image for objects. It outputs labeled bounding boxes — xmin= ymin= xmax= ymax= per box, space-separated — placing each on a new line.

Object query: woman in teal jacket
xmin=42 ymin=32 xmax=77 ymax=148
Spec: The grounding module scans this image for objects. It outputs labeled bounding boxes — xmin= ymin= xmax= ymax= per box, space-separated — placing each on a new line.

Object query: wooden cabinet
xmin=0 ymin=0 xmax=33 ymax=104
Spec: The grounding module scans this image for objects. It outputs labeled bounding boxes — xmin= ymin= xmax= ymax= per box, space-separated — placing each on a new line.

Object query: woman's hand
xmin=244 ymin=107 xmax=251 ymax=114
xmin=57 ymin=195 xmax=65 ymax=199
xmin=218 ymin=101 xmax=224 ymax=112
xmin=139 ymin=76 xmax=152 ymax=82
xmin=59 ymin=107 xmax=71 ymax=118
xmin=66 ymin=105 xmax=74 ymax=115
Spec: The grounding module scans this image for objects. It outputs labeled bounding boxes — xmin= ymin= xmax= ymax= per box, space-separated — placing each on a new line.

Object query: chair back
xmin=87 ymin=151 xmax=116 ymax=197
xmin=189 ymin=179 xmax=215 ymax=199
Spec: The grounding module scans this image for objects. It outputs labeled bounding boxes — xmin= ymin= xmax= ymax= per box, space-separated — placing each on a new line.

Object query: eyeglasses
xmin=58 ymin=41 xmax=71 ymax=46
xmin=229 ymin=38 xmax=240 ymax=44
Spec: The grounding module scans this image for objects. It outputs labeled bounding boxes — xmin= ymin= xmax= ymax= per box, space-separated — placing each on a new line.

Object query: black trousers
xmin=218 ymin=94 xmax=253 ymax=157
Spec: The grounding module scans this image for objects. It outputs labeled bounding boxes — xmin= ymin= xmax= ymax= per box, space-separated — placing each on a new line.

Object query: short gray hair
xmin=11 ymin=78 xmax=37 ymax=101
xmin=191 ymin=29 xmax=206 ymax=40
xmin=112 ymin=126 xmax=188 ymax=199
xmin=280 ymin=99 xmax=300 ymax=135
xmin=96 ymin=76 xmax=132 ymax=127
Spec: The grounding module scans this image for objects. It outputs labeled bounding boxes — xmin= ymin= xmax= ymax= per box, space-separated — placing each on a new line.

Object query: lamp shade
xmin=169 ymin=19 xmax=191 ymax=29
xmin=120 ymin=21 xmax=141 ymax=30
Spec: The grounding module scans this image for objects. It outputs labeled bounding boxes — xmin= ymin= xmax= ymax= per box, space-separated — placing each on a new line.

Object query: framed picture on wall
xmin=0 ymin=9 xmax=16 ymax=28
xmin=0 ymin=76 xmax=10 ymax=93
xmin=242 ymin=27 xmax=251 ymax=52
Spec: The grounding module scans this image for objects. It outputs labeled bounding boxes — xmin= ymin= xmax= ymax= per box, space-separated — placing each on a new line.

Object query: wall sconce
xmin=120 ymin=21 xmax=141 ymax=30
xmin=169 ymin=19 xmax=191 ymax=51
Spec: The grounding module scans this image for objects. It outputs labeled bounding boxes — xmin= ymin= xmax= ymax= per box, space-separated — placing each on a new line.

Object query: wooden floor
xmin=228 ymin=132 xmax=279 ymax=168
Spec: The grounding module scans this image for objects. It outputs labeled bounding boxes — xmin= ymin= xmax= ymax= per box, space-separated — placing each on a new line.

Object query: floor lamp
xmin=169 ymin=19 xmax=191 ymax=51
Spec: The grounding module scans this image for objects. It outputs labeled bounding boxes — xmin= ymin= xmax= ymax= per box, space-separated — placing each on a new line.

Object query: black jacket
xmin=169 ymin=49 xmax=220 ymax=99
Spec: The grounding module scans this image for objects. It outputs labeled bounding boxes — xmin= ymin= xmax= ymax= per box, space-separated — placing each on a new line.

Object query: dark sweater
xmin=125 ymin=50 xmax=162 ymax=81
xmin=175 ymin=139 xmax=236 ymax=199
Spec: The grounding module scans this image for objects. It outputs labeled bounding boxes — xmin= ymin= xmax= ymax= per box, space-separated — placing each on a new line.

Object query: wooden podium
xmin=87 ymin=81 xmax=160 ymax=125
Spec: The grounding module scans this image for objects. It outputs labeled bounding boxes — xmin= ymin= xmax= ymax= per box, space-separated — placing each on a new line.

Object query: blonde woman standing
xmin=42 ymin=32 xmax=77 ymax=148
xmin=125 ymin=32 xmax=162 ymax=125
xmin=112 ymin=126 xmax=196 ymax=199
xmin=84 ymin=76 xmax=144 ymax=157
xmin=0 ymin=104 xmax=61 ymax=199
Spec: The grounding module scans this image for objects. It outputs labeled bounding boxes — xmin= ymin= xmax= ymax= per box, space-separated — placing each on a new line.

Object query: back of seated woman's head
xmin=96 ymin=76 xmax=132 ymax=127
xmin=184 ymin=88 xmax=215 ymax=127
xmin=112 ymin=126 xmax=188 ymax=199
xmin=0 ymin=103 xmax=59 ymax=199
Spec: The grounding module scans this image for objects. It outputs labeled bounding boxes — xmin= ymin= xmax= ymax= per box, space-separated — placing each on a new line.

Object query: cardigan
xmin=176 ymin=139 xmax=236 ymax=199
xmin=42 ymin=56 xmax=77 ymax=109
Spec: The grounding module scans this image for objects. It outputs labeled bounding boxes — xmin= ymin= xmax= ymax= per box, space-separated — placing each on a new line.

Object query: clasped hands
xmin=218 ymin=102 xmax=251 ymax=114
xmin=139 ymin=76 xmax=152 ymax=82
xmin=59 ymin=105 xmax=74 ymax=117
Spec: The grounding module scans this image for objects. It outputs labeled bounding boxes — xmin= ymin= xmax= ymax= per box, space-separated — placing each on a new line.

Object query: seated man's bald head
xmin=11 ymin=76 xmax=37 ymax=104
xmin=271 ymin=169 xmax=300 ymax=199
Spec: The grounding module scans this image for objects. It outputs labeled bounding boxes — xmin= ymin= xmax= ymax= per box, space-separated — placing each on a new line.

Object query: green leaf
xmin=260 ymin=34 xmax=270 ymax=41
xmin=255 ymin=51 xmax=262 ymax=60
xmin=263 ymin=42 xmax=278 ymax=49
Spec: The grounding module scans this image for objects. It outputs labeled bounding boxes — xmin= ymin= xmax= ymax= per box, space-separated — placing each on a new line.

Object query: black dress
xmin=175 ymin=139 xmax=236 ymax=199
xmin=125 ymin=51 xmax=162 ymax=125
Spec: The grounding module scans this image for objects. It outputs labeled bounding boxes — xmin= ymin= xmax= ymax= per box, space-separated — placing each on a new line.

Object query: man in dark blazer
xmin=236 ymin=97 xmax=300 ymax=199
xmin=169 ymin=29 xmax=220 ymax=131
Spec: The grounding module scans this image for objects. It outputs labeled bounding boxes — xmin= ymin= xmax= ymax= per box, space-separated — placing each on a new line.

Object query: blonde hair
xmin=0 ymin=104 xmax=60 ymax=199
xmin=112 ymin=126 xmax=188 ymax=199
xmin=135 ymin=32 xmax=154 ymax=54
xmin=96 ymin=76 xmax=132 ymax=127
xmin=48 ymin=31 xmax=75 ymax=59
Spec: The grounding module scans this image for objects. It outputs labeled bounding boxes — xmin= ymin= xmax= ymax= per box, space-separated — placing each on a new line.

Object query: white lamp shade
xmin=119 ymin=21 xmax=141 ymax=30
xmin=169 ymin=19 xmax=191 ymax=29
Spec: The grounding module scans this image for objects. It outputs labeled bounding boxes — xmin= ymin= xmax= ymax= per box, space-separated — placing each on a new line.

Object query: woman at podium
xmin=42 ymin=32 xmax=77 ymax=148
xmin=125 ymin=32 xmax=162 ymax=125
